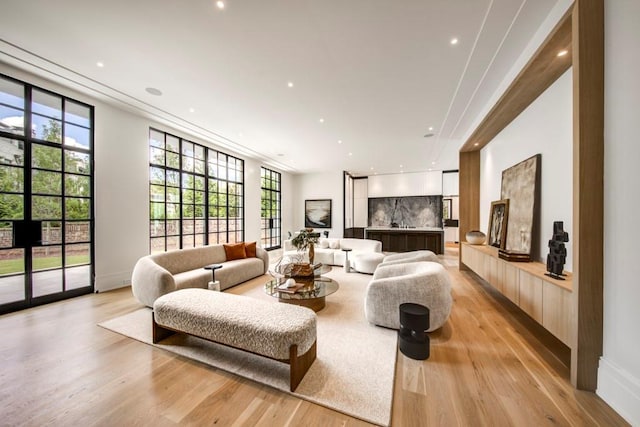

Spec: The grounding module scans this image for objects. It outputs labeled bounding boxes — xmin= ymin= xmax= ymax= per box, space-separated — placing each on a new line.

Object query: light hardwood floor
xmin=0 ymin=249 xmax=628 ymax=426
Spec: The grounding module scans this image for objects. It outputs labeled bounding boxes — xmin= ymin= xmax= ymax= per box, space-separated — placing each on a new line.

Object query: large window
xmin=0 ymin=73 xmax=94 ymax=313
xmin=261 ymin=167 xmax=281 ymax=250
xmin=149 ymin=129 xmax=244 ymax=253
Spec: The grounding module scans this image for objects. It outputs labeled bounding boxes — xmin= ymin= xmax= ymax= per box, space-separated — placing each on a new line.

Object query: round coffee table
xmin=264 ymin=276 xmax=339 ymax=312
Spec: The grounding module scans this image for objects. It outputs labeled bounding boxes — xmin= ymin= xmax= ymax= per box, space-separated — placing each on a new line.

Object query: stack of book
xmin=277 ymin=279 xmax=307 ymax=294
xmin=498 ymin=249 xmax=531 ymax=262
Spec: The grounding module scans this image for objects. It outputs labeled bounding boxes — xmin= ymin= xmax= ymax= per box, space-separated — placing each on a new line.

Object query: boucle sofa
xmin=364 ymin=261 xmax=452 ymax=331
xmin=379 ymin=250 xmax=441 ymax=267
xmin=131 ymin=244 xmax=269 ymax=307
xmin=283 ymin=237 xmax=382 ymax=266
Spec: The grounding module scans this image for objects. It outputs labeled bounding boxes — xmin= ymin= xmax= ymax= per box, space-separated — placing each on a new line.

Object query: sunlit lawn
xmin=0 ymin=255 xmax=89 ymax=275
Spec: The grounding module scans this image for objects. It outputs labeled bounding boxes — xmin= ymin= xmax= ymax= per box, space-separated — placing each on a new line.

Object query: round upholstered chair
xmin=352 ymin=252 xmax=386 ymax=274
xmin=364 ymin=261 xmax=452 ymax=331
xmin=379 ymin=250 xmax=440 ymax=267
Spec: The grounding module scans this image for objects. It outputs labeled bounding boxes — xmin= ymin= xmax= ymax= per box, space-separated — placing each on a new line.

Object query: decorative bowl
xmin=466 ymin=230 xmax=486 ymax=245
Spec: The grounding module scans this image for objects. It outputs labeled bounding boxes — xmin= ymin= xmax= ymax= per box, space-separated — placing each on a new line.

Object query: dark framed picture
xmin=443 ymin=198 xmax=452 ymax=220
xmin=305 ymin=199 xmax=332 ymax=228
xmin=488 ymin=199 xmax=509 ymax=248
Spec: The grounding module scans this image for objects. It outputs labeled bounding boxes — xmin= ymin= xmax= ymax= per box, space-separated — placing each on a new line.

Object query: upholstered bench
xmin=152 ymin=288 xmax=317 ymax=391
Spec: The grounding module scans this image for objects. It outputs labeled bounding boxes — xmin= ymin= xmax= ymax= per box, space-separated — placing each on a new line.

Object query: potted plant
xmin=291 ymin=228 xmax=320 ymax=264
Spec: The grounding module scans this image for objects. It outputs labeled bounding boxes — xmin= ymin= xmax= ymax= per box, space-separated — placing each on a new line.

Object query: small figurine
xmin=546 ymin=221 xmax=569 ymax=280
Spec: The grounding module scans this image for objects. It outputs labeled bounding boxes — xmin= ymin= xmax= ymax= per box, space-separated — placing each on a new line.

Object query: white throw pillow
xmin=318 ymin=239 xmax=330 ymax=249
xmin=329 ymin=240 xmax=340 ymax=249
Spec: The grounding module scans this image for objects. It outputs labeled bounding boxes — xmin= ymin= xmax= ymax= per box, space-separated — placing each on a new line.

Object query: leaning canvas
xmin=500 ymin=154 xmax=541 ymax=256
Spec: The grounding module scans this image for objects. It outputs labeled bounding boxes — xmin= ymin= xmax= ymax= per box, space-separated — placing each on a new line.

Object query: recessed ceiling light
xmin=348 ymin=152 xmax=353 ymax=156
xmin=338 ymin=140 xmax=342 ymax=144
xmin=319 ymin=118 xmax=324 ymax=123
xmin=557 ymin=50 xmax=568 ymax=57
xmin=189 ymin=108 xmax=195 ymax=113
xmin=145 ymin=87 xmax=162 ymax=96
xmin=370 ymin=167 xmax=374 ymax=170
xmin=216 ymin=1 xmax=225 ymax=9
xmin=287 ymin=81 xmax=294 ymax=88
xmin=400 ymin=164 xmax=403 ymax=168
xmin=96 ymin=61 xmax=104 ymax=68
xmin=474 ymin=142 xmax=479 ymax=146
xmin=431 ymin=161 xmax=436 ymax=165
xmin=450 ymin=38 xmax=459 ymax=45
xmin=428 ymin=126 xmax=434 ymax=131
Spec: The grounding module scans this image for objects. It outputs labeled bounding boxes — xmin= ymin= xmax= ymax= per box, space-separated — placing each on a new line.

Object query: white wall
xmin=292 ymin=172 xmax=343 ymax=238
xmin=480 ymin=69 xmax=573 ymax=269
xmin=597 ymin=1 xmax=640 ymax=425
xmin=0 ymin=62 xmax=293 ymax=292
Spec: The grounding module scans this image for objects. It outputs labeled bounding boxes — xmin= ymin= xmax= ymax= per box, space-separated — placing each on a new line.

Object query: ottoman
xmin=353 ymin=252 xmax=386 ymax=274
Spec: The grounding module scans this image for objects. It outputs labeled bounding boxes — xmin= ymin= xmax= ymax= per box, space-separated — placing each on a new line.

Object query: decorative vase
xmin=308 ymin=243 xmax=315 ymax=264
xmin=466 ymin=230 xmax=486 ymax=245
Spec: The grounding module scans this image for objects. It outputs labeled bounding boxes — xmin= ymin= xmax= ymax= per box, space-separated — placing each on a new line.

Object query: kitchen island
xmin=364 ymin=227 xmax=444 ymax=254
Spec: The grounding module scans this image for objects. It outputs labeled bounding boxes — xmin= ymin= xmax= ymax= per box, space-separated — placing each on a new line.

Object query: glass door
xmin=0 ymin=74 xmax=94 ymax=314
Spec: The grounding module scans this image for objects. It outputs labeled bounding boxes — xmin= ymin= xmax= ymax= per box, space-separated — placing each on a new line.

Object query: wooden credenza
xmin=365 ymin=228 xmax=444 ymax=254
xmin=461 ymin=243 xmax=572 ymax=347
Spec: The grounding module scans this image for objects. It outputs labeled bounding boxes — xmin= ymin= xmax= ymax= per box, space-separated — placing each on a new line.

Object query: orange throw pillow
xmin=245 ymin=241 xmax=257 ymax=258
xmin=223 ymin=243 xmax=246 ymax=261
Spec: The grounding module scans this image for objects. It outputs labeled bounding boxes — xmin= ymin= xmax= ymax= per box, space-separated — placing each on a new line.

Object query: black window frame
xmin=260 ymin=166 xmax=281 ymax=250
xmin=149 ymin=128 xmax=244 ymax=253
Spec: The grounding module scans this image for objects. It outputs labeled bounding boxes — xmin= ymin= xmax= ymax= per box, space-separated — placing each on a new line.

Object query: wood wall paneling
xmin=571 ymin=0 xmax=604 ymax=391
xmin=458 ymin=151 xmax=480 ymax=268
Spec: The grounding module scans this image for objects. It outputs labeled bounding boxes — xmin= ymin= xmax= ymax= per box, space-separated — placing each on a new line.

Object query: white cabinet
xmin=442 ymin=171 xmax=459 ymax=196
xmin=353 ymin=178 xmax=368 ymax=227
xmin=425 ymin=170 xmax=443 ymax=195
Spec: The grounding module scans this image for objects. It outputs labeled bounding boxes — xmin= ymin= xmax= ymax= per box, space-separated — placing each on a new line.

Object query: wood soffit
xmin=461 ymin=6 xmax=574 ymax=152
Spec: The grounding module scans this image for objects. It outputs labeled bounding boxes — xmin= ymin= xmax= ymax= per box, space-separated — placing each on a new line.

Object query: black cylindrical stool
xmin=398 ymin=303 xmax=430 ymax=360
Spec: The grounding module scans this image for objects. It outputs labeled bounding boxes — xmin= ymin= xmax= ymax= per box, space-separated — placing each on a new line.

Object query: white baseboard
xmin=597 ymin=357 xmax=640 ymax=426
xmin=95 ymin=270 xmax=132 ymax=292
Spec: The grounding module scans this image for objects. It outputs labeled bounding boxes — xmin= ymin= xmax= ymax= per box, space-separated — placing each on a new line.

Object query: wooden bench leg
xmin=152 ymin=312 xmax=176 ymax=343
xmin=289 ymin=340 xmax=317 ymax=392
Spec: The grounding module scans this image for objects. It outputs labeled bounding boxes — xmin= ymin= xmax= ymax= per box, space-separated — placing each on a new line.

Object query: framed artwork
xmin=500 ymin=154 xmax=541 ymax=255
xmin=488 ymin=199 xmax=509 ymax=248
xmin=304 ymin=199 xmax=332 ymax=228
xmin=443 ymin=198 xmax=452 ymax=220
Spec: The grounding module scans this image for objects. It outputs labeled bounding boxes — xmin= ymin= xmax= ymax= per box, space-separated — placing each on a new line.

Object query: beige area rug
xmin=99 ymin=267 xmax=397 ymax=426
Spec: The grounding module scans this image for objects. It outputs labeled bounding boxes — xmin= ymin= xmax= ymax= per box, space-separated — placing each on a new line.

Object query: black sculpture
xmin=546 ymin=221 xmax=569 ymax=280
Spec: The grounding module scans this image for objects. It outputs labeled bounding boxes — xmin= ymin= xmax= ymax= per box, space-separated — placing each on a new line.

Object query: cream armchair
xmin=364 ymin=261 xmax=452 ymax=331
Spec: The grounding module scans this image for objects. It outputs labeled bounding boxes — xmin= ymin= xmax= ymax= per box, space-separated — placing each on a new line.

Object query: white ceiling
xmin=0 ymin=0 xmax=560 ymax=176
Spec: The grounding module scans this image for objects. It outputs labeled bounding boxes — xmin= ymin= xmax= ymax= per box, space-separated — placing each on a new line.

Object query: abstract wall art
xmin=304 ymin=199 xmax=332 ymax=228
xmin=500 ymin=154 xmax=541 ymax=255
